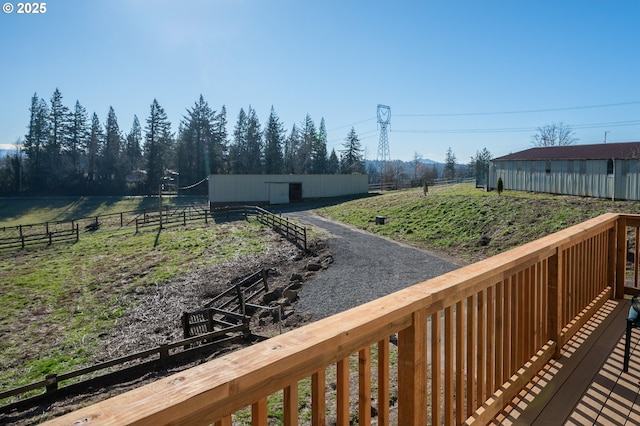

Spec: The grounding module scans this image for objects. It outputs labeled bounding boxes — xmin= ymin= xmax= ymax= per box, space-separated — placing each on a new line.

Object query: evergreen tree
xmin=311 ymin=118 xmax=328 ymax=174
xmin=298 ymin=114 xmax=316 ymax=174
xmin=87 ymin=113 xmax=103 ymax=184
xmin=469 ymin=147 xmax=492 ymax=184
xmin=444 ymin=147 xmax=457 ymax=180
xmin=340 ymin=127 xmax=365 ymax=174
xmin=144 ymin=99 xmax=172 ymax=192
xmin=177 ymin=95 xmax=216 ymax=190
xmin=245 ymin=106 xmax=262 ymax=173
xmin=125 ymin=115 xmax=143 ymax=173
xmin=23 ymin=93 xmax=50 ymax=190
xmin=229 ymin=108 xmax=248 ymax=173
xmin=283 ymin=124 xmax=300 ymax=174
xmin=68 ymin=101 xmax=89 ymax=179
xmin=102 ymin=106 xmax=123 ymax=186
xmin=212 ymin=105 xmax=228 ymax=174
xmin=47 ymin=88 xmax=71 ymax=190
xmin=263 ymin=106 xmax=285 ymax=174
xmin=327 ymin=148 xmax=340 ymax=174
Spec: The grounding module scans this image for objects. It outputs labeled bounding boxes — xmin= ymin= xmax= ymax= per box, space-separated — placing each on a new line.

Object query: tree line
xmin=0 ymin=89 xmax=366 ymax=196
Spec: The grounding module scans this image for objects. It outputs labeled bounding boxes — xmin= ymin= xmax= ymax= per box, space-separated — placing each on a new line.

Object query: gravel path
xmin=284 ymin=209 xmax=461 ymax=320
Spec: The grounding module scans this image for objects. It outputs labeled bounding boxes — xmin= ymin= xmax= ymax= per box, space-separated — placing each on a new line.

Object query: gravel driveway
xmin=283 ymin=209 xmax=461 ymax=320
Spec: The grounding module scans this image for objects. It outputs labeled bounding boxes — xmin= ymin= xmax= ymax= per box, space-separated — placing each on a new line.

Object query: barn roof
xmin=494 ymin=142 xmax=640 ymax=161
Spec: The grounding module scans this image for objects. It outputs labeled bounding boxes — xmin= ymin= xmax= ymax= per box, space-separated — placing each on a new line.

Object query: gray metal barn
xmin=488 ymin=142 xmax=640 ymax=201
xmin=208 ymin=174 xmax=369 ymax=205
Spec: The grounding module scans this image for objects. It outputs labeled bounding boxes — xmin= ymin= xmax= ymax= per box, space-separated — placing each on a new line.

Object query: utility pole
xmin=605 ymin=131 xmax=610 ymax=144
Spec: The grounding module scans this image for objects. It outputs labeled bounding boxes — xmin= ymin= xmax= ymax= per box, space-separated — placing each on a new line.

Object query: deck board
xmin=495 ymin=298 xmax=640 ymax=425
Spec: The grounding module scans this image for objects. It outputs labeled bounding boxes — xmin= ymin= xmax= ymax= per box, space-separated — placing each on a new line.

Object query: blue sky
xmin=1 ymin=0 xmax=639 ymax=165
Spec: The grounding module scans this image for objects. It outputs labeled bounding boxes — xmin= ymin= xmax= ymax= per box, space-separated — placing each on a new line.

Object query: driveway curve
xmin=283 ymin=209 xmax=461 ymax=320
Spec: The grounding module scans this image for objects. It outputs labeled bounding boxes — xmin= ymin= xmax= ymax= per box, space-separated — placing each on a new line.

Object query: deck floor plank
xmin=495 ymin=299 xmax=640 ymax=426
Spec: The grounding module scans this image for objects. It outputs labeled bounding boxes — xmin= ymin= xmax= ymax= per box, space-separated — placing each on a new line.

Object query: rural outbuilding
xmin=208 ymin=174 xmax=369 ymax=205
xmin=488 ymin=142 xmax=640 ymax=201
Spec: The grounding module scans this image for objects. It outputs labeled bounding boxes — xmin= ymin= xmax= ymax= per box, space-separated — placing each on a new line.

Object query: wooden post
xmin=46 ymin=221 xmax=49 ymax=234
xmin=19 ymin=225 xmax=24 ymax=249
xmin=48 ymin=231 xmax=52 ymax=245
xmin=182 ymin=312 xmax=190 ymax=350
xmin=548 ymin=249 xmax=562 ymax=358
xmin=206 ymin=308 xmax=214 ymax=332
xmin=75 ymin=224 xmax=79 ymax=242
xmin=45 ymin=374 xmax=58 ymax=394
xmin=261 ymin=268 xmax=269 ymax=292
xmin=183 ymin=211 xmax=186 ymax=226
xmin=120 ymin=212 xmax=124 ymax=228
xmin=159 ymin=343 xmax=169 ymax=367
xmin=398 ymin=309 xmax=427 ymax=425
xmin=616 ymin=216 xmax=628 ymax=299
xmin=236 ymin=285 xmax=246 ymax=316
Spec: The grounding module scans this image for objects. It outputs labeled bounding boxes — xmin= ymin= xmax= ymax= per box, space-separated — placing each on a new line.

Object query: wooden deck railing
xmin=43 ymin=213 xmax=638 ymax=425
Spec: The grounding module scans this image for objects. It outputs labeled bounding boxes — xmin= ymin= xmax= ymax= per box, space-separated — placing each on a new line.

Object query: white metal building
xmin=488 ymin=142 xmax=640 ymax=200
xmin=208 ymin=174 xmax=369 ymax=205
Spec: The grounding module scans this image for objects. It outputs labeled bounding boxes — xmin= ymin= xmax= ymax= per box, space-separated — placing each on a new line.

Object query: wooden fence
xmin=0 ymin=223 xmax=79 ymax=250
xmin=253 ymin=206 xmax=307 ymax=250
xmin=0 ymin=268 xmax=281 ymax=414
xmin=41 ymin=212 xmax=637 ymax=425
xmin=182 ymin=269 xmax=270 ymax=344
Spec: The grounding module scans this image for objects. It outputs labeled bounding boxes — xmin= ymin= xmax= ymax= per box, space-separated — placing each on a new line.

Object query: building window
xmin=607 ymin=159 xmax=614 ymax=176
xmin=545 ymin=161 xmax=551 ymax=174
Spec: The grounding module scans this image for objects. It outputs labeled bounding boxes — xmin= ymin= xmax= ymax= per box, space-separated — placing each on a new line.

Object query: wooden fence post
xmin=262 ymin=268 xmax=269 ymax=292
xmin=616 ymin=216 xmax=628 ymax=298
xmin=76 ymin=224 xmax=79 ymax=242
xmin=159 ymin=344 xmax=169 ymax=368
xmin=183 ymin=211 xmax=186 ymax=226
xmin=120 ymin=212 xmax=124 ymax=228
xmin=19 ymin=225 xmax=24 ymax=249
xmin=236 ymin=285 xmax=246 ymax=316
xmin=182 ymin=312 xmax=190 ymax=350
xmin=206 ymin=308 xmax=214 ymax=332
xmin=45 ymin=374 xmax=58 ymax=394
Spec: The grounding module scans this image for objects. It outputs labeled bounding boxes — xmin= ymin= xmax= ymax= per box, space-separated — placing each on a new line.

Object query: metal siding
xmin=209 ymin=174 xmax=368 ymax=204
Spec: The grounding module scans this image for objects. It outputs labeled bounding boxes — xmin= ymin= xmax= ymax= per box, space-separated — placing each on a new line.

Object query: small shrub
xmin=423 ymin=181 xmax=428 ymax=196
xmin=497 ymin=177 xmax=504 ymax=196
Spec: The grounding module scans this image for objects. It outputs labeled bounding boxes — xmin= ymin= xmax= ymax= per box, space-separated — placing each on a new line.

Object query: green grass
xmin=0 ymin=217 xmax=268 ymax=397
xmin=318 ymin=184 xmax=640 ymax=263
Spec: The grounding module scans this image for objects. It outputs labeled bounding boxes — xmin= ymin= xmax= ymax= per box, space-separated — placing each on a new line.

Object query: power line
xmin=392 ymin=119 xmax=640 ymax=135
xmin=394 ymin=101 xmax=640 ymax=118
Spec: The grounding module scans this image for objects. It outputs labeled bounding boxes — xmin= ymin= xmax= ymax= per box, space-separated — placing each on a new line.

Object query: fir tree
xmin=444 ymin=147 xmax=457 ymax=180
xmin=283 ymin=124 xmax=300 ymax=174
xmin=47 ymin=88 xmax=71 ymax=190
xmin=102 ymin=106 xmax=123 ymax=185
xmin=245 ymin=106 xmax=262 ymax=173
xmin=23 ymin=93 xmax=50 ymax=190
xmin=68 ymin=101 xmax=89 ymax=177
xmin=298 ymin=114 xmax=316 ymax=174
xmin=177 ymin=95 xmax=217 ymax=189
xmin=327 ymin=148 xmax=340 ymax=174
xmin=311 ymin=118 xmax=328 ymax=174
xmin=87 ymin=113 xmax=103 ymax=184
xmin=145 ymin=99 xmax=172 ymax=192
xmin=340 ymin=127 xmax=364 ymax=174
xmin=125 ymin=115 xmax=143 ymax=174
xmin=229 ymin=108 xmax=248 ymax=173
xmin=263 ymin=106 xmax=285 ymax=174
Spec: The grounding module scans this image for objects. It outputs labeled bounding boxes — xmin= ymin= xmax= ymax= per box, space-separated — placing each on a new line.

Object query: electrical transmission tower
xmin=376 ymin=104 xmax=391 ymax=179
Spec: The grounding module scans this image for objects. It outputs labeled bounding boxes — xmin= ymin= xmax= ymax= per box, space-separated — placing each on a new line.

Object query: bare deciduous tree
xmin=531 ymin=122 xmax=578 ymax=147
